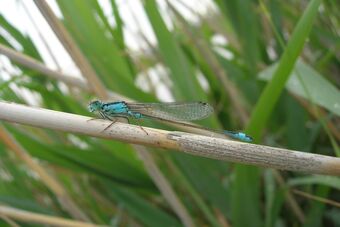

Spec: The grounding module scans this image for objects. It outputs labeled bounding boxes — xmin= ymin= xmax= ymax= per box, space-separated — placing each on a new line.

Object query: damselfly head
xmin=88 ymin=100 xmax=102 ymax=112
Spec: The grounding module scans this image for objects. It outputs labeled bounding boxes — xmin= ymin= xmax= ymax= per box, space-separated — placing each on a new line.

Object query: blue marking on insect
xmin=128 ymin=111 xmax=143 ymax=119
xmin=223 ymin=131 xmax=253 ymax=142
xmin=103 ymin=102 xmax=128 ymax=114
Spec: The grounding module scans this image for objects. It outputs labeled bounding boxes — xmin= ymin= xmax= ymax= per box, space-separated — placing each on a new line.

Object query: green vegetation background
xmin=0 ymin=0 xmax=339 ymax=226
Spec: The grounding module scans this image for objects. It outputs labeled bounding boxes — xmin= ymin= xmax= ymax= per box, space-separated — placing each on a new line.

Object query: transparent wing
xmin=126 ymin=102 xmax=214 ymax=121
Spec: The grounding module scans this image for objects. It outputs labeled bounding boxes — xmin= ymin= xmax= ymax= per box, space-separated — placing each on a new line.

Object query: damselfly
xmin=88 ymin=100 xmax=252 ymax=142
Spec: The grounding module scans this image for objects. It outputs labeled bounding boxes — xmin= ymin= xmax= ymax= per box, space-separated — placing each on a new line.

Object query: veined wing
xmin=126 ymin=101 xmax=214 ymax=121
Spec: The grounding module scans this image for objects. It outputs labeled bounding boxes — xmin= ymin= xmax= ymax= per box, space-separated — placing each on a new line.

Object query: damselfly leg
xmin=101 ymin=114 xmax=130 ymax=132
xmin=135 ymin=118 xmax=149 ymax=135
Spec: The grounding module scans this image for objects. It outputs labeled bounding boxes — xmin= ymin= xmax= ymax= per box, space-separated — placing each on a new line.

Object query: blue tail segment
xmin=223 ymin=131 xmax=253 ymax=142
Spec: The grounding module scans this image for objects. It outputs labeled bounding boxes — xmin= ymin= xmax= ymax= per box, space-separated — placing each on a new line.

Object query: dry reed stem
xmin=0 ymin=101 xmax=339 ymax=176
xmin=0 ymin=205 xmax=104 ymax=227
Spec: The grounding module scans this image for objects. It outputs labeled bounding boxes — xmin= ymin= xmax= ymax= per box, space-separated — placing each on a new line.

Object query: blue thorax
xmin=102 ymin=101 xmax=143 ymax=119
xmin=102 ymin=101 xmax=128 ymax=114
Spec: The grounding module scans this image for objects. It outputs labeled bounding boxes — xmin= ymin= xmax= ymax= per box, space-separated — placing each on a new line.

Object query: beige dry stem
xmin=0 ymin=101 xmax=339 ymax=176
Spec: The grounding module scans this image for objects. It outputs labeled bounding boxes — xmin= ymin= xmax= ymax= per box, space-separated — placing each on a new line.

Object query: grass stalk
xmin=0 ymin=101 xmax=339 ymax=176
xmin=0 ymin=205 xmax=102 ymax=227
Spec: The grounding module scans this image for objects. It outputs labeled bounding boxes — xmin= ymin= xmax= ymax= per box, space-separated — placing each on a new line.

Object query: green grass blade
xmin=143 ymin=0 xmax=206 ymax=101
xmin=232 ymin=1 xmax=321 ymax=227
xmin=105 ymin=182 xmax=181 ymax=227
xmin=246 ymin=0 xmax=322 ymax=141
xmin=259 ymin=60 xmax=340 ymax=117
